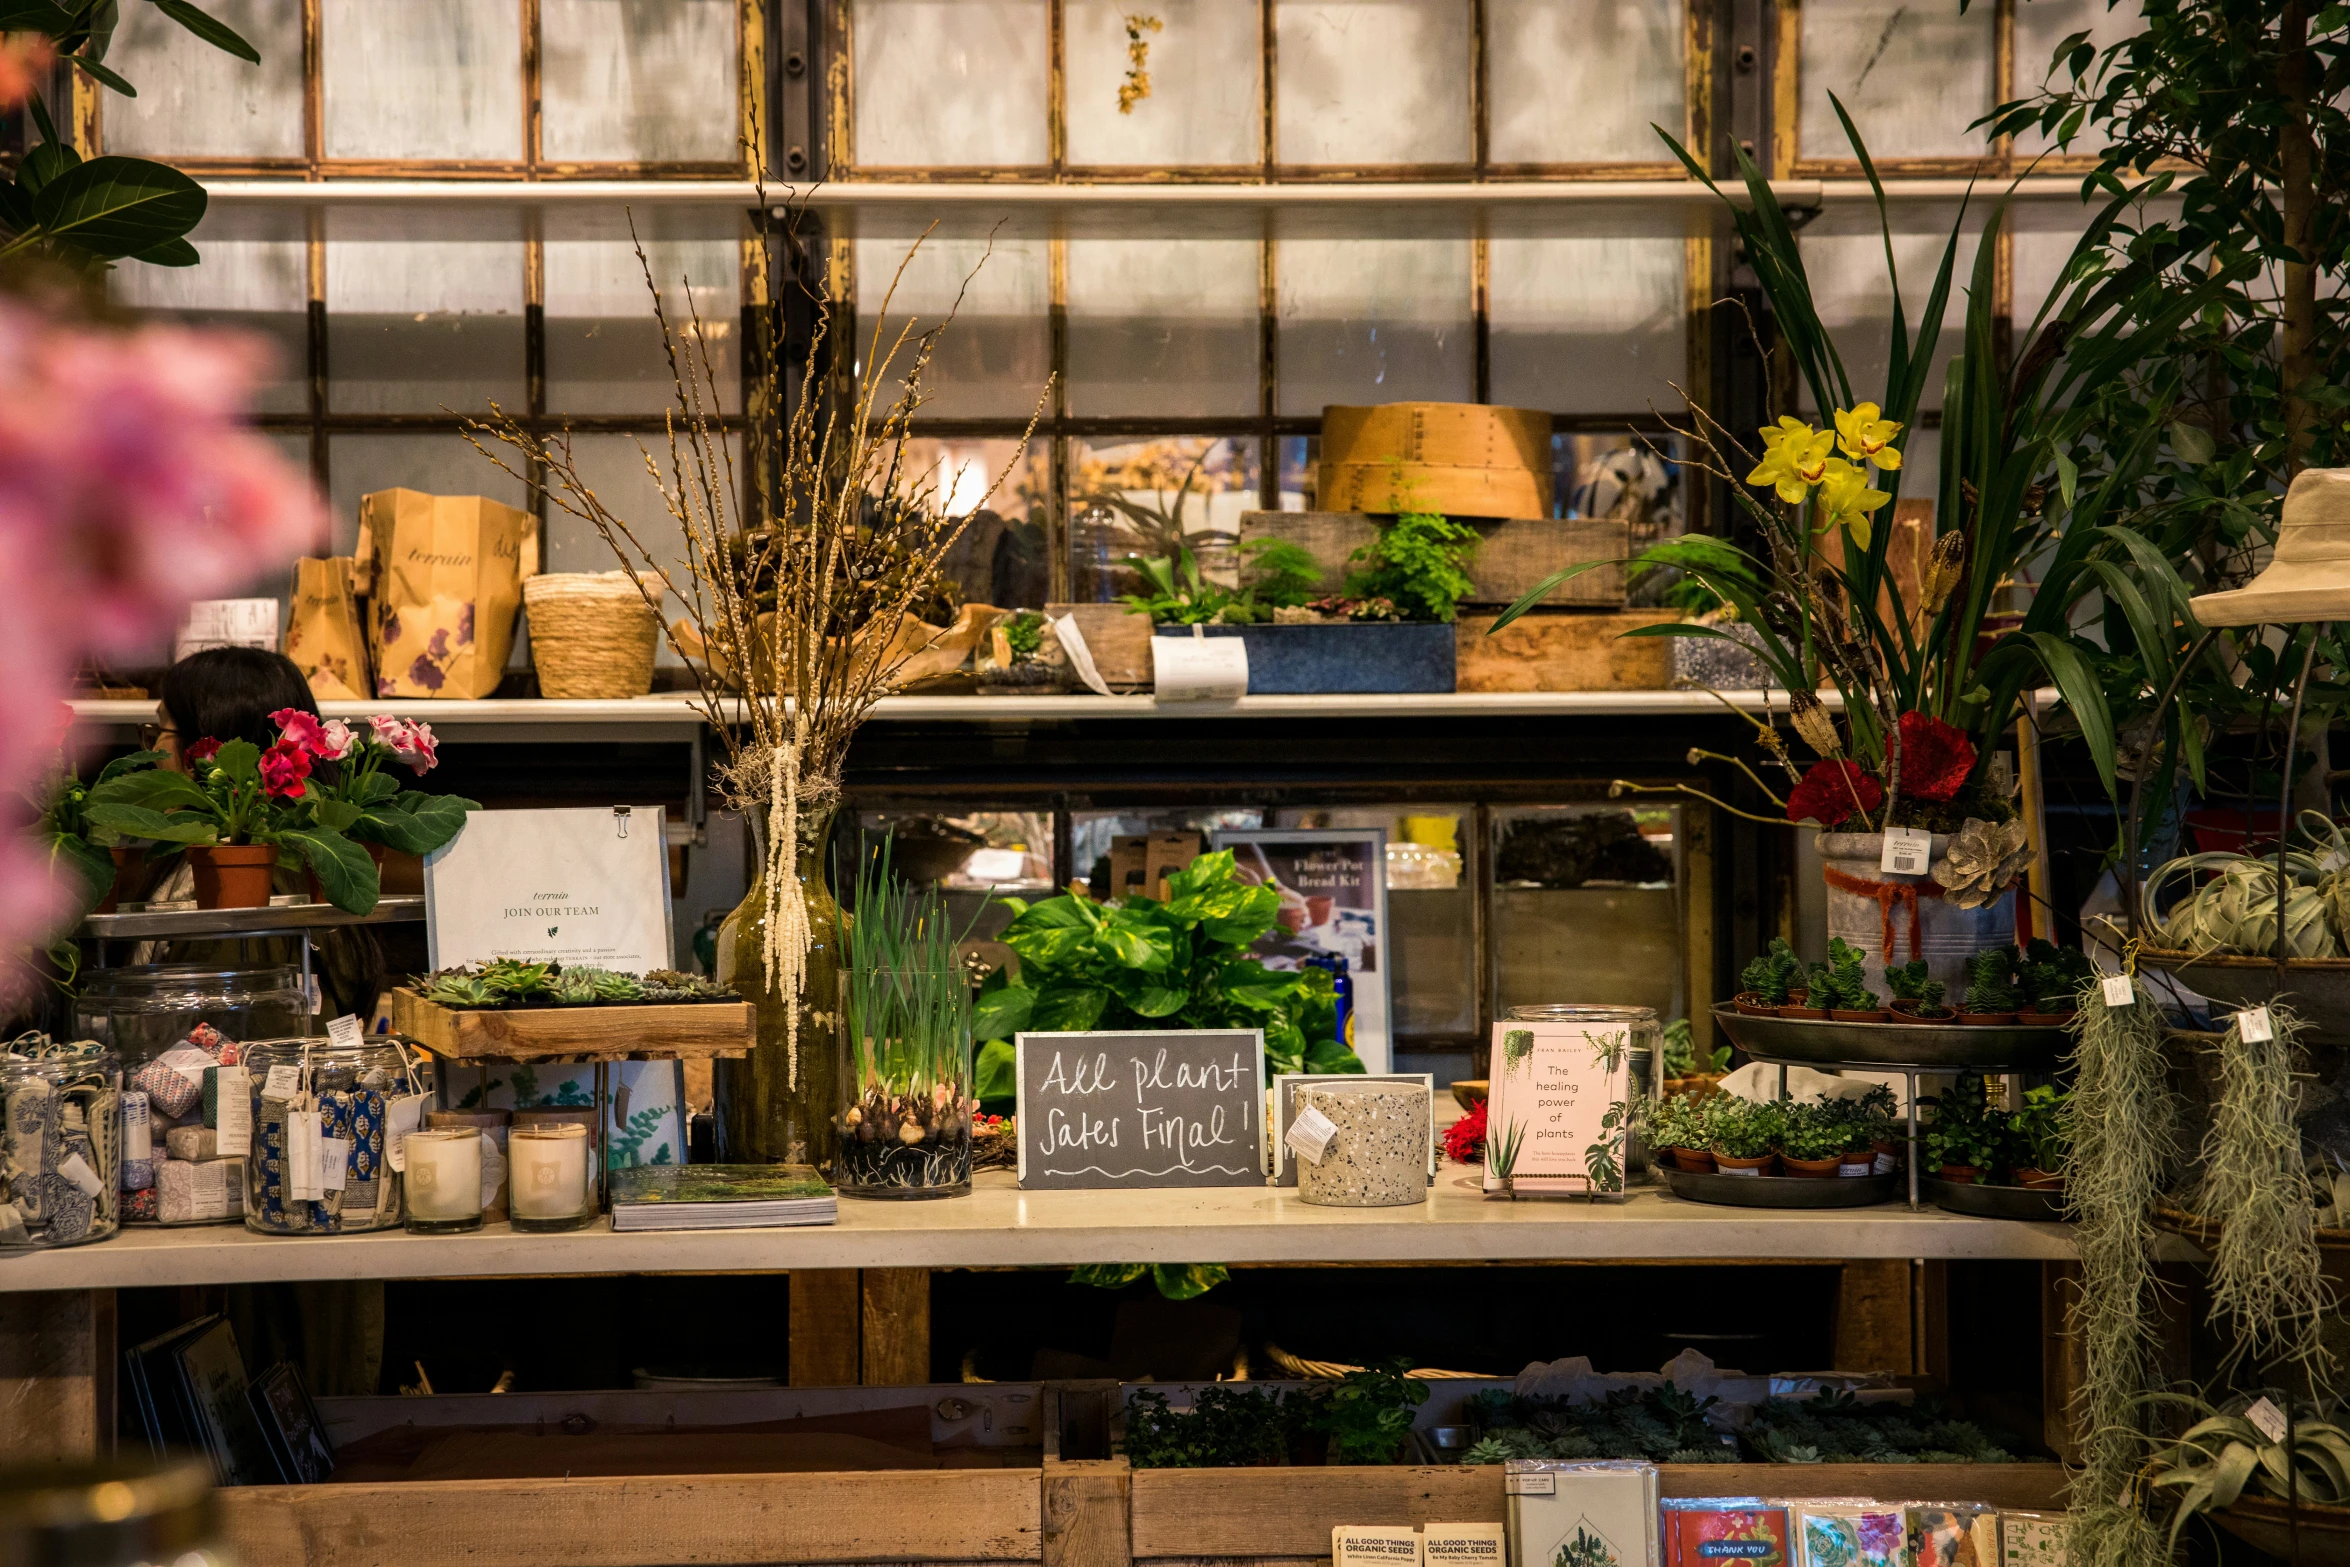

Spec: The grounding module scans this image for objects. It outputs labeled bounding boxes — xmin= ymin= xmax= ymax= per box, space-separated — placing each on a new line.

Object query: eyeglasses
xmin=140 ymin=723 xmax=177 ymax=750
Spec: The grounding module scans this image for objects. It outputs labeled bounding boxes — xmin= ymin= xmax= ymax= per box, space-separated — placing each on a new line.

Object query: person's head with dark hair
xmin=154 ymin=647 xmax=319 ymax=771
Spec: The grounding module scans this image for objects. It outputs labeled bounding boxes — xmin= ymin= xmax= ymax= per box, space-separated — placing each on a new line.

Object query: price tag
xmin=287 ymin=1110 xmax=323 ymax=1201
xmin=262 ymin=1064 xmax=302 ymax=1101
xmin=57 ymin=1152 xmax=103 ymax=1197
xmin=213 ymin=1066 xmax=252 ymax=1158
xmin=384 ymin=1096 xmax=427 ymax=1173
xmin=2247 ymin=1396 xmax=2290 ymax=1443
xmin=1151 ymin=630 xmax=1250 ymax=703
xmin=123 ymin=1095 xmax=152 ymax=1162
xmin=2240 ymin=1006 xmax=2276 ymax=1043
xmin=2102 ymin=973 xmax=2136 ymax=1008
xmin=1503 ymin=1470 xmax=1556 ymax=1496
xmin=319 ymin=1136 xmax=350 ymax=1193
xmin=1880 ymin=825 xmax=1933 ymax=875
xmin=1286 ymin=1105 xmax=1340 ymax=1166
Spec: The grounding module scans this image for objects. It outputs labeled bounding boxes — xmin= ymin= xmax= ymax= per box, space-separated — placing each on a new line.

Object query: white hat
xmin=2188 ymin=468 xmax=2350 ymax=627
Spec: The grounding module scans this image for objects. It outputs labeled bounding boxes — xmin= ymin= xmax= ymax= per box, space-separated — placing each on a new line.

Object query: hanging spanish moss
xmin=2062 ymin=975 xmax=2178 ymax=1567
xmin=2190 ymin=1000 xmax=2336 ymax=1394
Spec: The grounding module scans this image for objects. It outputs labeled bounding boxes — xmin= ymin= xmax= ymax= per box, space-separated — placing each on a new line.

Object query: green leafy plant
xmin=1924 ymin=1072 xmax=2007 ymax=1175
xmin=1962 ymin=948 xmax=2023 ymax=1014
xmin=1706 ymin=1096 xmax=1785 ymax=1160
xmin=1883 ymin=959 xmax=1947 ymax=1011
xmin=1121 ymin=539 xmax=1323 ymax=627
xmin=843 ymin=834 xmax=984 ymax=1190
xmin=1624 ymin=533 xmax=1764 ymax=617
xmin=550 ymin=966 xmax=644 ymax=1005
xmin=1737 ymin=937 xmax=1805 ymax=1005
xmin=1241 ymin=537 xmax=1325 ymax=605
xmin=1121 ymin=1384 xmax=1304 ymax=1467
xmin=2010 ymin=1085 xmax=2069 ymax=1177
xmin=2017 ymin=939 xmax=2094 ymax=1012
xmin=1648 ymin=1092 xmax=1709 ymax=1154
xmin=35 ymin=747 xmax=163 ymax=919
xmin=1660 ymin=1016 xmax=1730 ymax=1077
xmin=970 ymin=849 xmax=1361 ymax=1082
xmin=2139 ymin=1393 xmax=2350 ymax=1553
xmin=1459 ymin=1383 xmax=1733 ymax=1467
xmin=1071 ymin=1262 xmax=1231 ymax=1301
xmin=1344 ymin=507 xmax=1479 ymax=624
xmin=1780 ymin=1099 xmax=1858 ymax=1162
xmin=999 ymin=612 xmax=1045 ymax=662
xmin=1743 ymin=1388 xmax=2025 ymax=1465
xmin=1314 ymin=1359 xmax=1430 ymax=1465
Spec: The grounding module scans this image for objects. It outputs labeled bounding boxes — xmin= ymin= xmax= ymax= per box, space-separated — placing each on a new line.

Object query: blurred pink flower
xmin=0 ymin=36 xmax=56 ymax=111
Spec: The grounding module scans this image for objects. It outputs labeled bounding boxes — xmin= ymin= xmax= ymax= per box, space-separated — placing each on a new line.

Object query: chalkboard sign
xmin=1015 ymin=1029 xmax=1267 ymax=1190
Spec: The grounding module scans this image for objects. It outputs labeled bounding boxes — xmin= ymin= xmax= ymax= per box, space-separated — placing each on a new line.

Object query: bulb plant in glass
xmin=837 ymin=839 xmax=981 ymax=1199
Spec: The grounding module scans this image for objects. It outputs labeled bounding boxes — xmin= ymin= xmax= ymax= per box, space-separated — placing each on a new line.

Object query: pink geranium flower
xmin=368 ymin=715 xmax=439 ymax=774
xmin=271 ymin=707 xmax=330 ymax=757
xmin=317 ymin=719 xmax=356 ymax=760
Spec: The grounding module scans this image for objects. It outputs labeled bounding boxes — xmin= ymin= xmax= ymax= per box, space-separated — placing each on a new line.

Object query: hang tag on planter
xmin=1151 ymin=627 xmax=1249 ymax=703
xmin=287 ymin=1110 xmax=323 ymax=1201
xmin=319 ymin=1136 xmax=350 ymax=1193
xmin=2247 ymin=1396 xmax=2290 ymax=1443
xmin=1880 ymin=825 xmax=1933 ymax=875
xmin=213 ymin=1066 xmax=252 ymax=1158
xmin=1286 ymin=1105 xmax=1340 ymax=1166
xmin=2102 ymin=973 xmax=2136 ymax=1008
xmin=384 ymin=1096 xmax=427 ymax=1173
xmin=263 ymin=1064 xmax=302 ymax=1102
xmin=326 ymin=1014 xmax=364 ymax=1050
xmin=2240 ymin=1006 xmax=2275 ymax=1043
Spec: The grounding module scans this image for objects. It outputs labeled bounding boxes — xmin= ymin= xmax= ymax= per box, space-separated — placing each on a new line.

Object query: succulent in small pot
xmin=1812 ymin=938 xmax=1886 ymax=1021
xmin=1884 ymin=959 xmax=1953 ymax=1022
xmin=1956 ymin=947 xmax=2023 ymax=1024
xmin=1706 ymin=1094 xmax=1784 ymax=1176
xmin=1777 ymin=964 xmax=1832 ymax=1019
xmin=1736 ymin=938 xmax=1805 ymax=1015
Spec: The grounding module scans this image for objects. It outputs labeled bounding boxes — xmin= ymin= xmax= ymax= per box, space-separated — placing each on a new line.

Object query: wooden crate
xmin=1319 ymin=403 xmax=1554 ymax=518
xmin=1238 ymin=513 xmax=1629 ymax=608
xmin=1454 ymin=610 xmax=1684 ymax=692
xmin=388 ymin=987 xmax=753 ymax=1062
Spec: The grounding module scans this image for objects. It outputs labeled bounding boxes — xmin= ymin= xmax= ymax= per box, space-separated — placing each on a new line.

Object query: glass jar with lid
xmin=0 ymin=1038 xmax=121 ymax=1248
xmin=242 ymin=1037 xmax=421 ymax=1235
xmin=1503 ymin=1003 xmax=1663 ymax=1185
xmin=74 ymin=964 xmax=311 ymax=1066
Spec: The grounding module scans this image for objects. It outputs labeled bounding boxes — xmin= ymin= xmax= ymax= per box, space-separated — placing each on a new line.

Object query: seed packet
xmin=1506 ymin=1460 xmax=1661 ymax=1567
xmin=1996 ymin=1512 xmax=2067 ymax=1566
xmin=1425 ymin=1523 xmax=1509 ymax=1565
xmin=1789 ymin=1500 xmax=1907 ymax=1567
xmin=1661 ymin=1499 xmax=1791 ymax=1566
xmin=1332 ymin=1526 xmax=1423 ymax=1566
xmin=1910 ymin=1502 xmax=1998 ymax=1566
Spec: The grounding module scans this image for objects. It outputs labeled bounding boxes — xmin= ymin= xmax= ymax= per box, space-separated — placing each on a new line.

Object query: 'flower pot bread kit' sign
xmin=1482 ymin=1017 xmax=1636 ymax=1198
xmin=357 ymin=488 xmax=537 ymax=699
xmin=1014 ymin=1028 xmax=1265 ymax=1190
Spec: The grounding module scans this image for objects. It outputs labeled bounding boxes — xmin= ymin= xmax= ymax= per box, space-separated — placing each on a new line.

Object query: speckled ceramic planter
xmin=1296 ymin=1081 xmax=1429 ymax=1208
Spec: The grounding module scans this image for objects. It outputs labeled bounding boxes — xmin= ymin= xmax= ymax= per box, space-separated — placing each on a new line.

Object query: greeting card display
xmin=1481 ymin=1018 xmax=1636 ymax=1198
xmin=1661 ymin=1499 xmax=1790 ymax=1567
xmin=1791 ymin=1502 xmax=1907 ymax=1567
xmin=1505 ymin=1460 xmax=1659 ymax=1567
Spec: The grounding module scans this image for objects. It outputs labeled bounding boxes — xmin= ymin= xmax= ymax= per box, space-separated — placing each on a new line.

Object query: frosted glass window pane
xmin=1066 ymin=0 xmax=1260 ymax=166
xmin=2013 ymin=0 xmax=2143 ymax=156
xmin=1275 ymin=238 xmax=1471 ymax=414
xmin=542 ymin=0 xmax=740 ymax=163
xmin=327 ymin=435 xmax=529 ymax=557
xmin=1799 ymin=0 xmax=1994 ymax=161
xmin=853 ymin=0 xmax=1049 ymax=167
xmin=1066 ymin=240 xmax=1260 ymax=418
xmin=897 ymin=437 xmax=1053 ymax=607
xmin=322 ymin=0 xmax=523 ymax=161
xmin=855 ymin=237 xmax=1051 ymax=419
xmin=546 ymin=434 xmax=740 ymax=664
xmin=112 ymin=221 xmax=309 ymax=416
xmin=1072 ymin=437 xmax=1261 ymax=597
xmin=326 ymin=229 xmax=525 ymax=413
xmin=1488 ymin=0 xmax=1682 ymax=164
xmin=1276 ymin=1 xmax=1472 ymax=166
xmin=1798 ymin=206 xmax=1984 ymax=413
xmin=546 ymin=235 xmax=742 ymax=414
xmin=1489 ymin=237 xmax=1685 ymax=415
xmin=105 ymin=0 xmax=303 ymax=159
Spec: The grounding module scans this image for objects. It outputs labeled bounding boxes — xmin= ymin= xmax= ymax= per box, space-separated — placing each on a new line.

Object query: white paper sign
xmin=2247 ymin=1396 xmax=2290 ymax=1443
xmin=213 ymin=1066 xmax=252 ymax=1158
xmin=287 ymin=1111 xmax=323 ymax=1201
xmin=424 ymin=806 xmax=676 ymax=971
xmin=319 ymin=1136 xmax=350 ymax=1192
xmin=173 ymin=598 xmax=278 ymax=663
xmin=1880 ymin=825 xmax=1933 ymax=875
xmin=263 ymin=1065 xmax=302 ymax=1101
xmin=1151 ymin=631 xmax=1249 ymax=702
xmin=326 ymin=1014 xmax=364 ymax=1050
xmin=2103 ymin=973 xmax=2136 ymax=1008
xmin=384 ymin=1096 xmax=427 ymax=1173
xmin=1053 ymin=613 xmax=1116 ymax=698
xmin=1286 ymin=1105 xmax=1339 ymax=1165
xmin=2240 ymin=1006 xmax=2276 ymax=1043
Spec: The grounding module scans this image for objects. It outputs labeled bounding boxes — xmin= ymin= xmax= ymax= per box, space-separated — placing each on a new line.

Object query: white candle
xmin=509 ymin=1126 xmax=590 ymax=1220
xmin=404 ymin=1130 xmax=484 ymax=1224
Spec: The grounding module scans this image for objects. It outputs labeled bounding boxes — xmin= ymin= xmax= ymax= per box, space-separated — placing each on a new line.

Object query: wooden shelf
xmin=389 ymin=987 xmax=753 ymax=1061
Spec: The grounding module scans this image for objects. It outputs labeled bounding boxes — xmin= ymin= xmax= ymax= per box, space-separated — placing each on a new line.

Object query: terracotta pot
xmin=93 ymin=845 xmax=145 ymax=914
xmin=1777 ymin=1005 xmax=1830 ymax=1020
xmin=1829 ymin=1008 xmax=1889 ymax=1023
xmin=1937 ymin=1164 xmax=1983 ymax=1185
xmin=1785 ymin=987 xmax=1809 ymax=1005
xmin=188 ymin=844 xmax=277 ymax=909
xmin=1732 ymin=994 xmax=1779 ymax=1016
xmin=1956 ymin=1011 xmax=2018 ymax=1026
xmin=2014 ymin=1166 xmax=2065 ymax=1190
xmin=1888 ymin=1007 xmax=1955 ymax=1025
xmin=1782 ymin=1153 xmax=1843 ymax=1178
xmin=1669 ymin=1147 xmax=1717 ymax=1174
xmin=1712 ymin=1150 xmax=1776 ymax=1177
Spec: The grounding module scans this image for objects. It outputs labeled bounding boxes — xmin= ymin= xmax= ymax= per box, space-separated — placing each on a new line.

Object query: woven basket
xmin=524 ymin=572 xmax=659 ymax=699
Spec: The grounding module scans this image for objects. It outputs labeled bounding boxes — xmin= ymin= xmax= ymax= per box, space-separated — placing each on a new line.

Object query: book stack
xmin=125 ymin=1316 xmax=332 ymax=1486
xmin=608 ymin=1164 xmax=837 ymax=1231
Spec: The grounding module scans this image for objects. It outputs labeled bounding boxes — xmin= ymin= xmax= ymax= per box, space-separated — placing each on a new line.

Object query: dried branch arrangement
xmin=470 ymin=196 xmax=1046 ymax=1067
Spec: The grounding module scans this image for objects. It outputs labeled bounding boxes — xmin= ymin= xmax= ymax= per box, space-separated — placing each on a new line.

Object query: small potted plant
xmin=1884 ymin=959 xmax=1954 ymax=1022
xmin=1735 ymin=937 xmax=1803 ymax=1015
xmin=1854 ymin=1083 xmax=1904 ymax=1174
xmin=1778 ymin=1099 xmax=1849 ymax=1177
xmin=1660 ymin=1016 xmax=1731 ymax=1094
xmin=1778 ymin=960 xmax=1831 ymax=1020
xmin=1707 ymin=1095 xmax=1785 ymax=1176
xmin=2007 ymin=1085 xmax=2067 ymax=1189
xmin=1649 ymin=1093 xmax=1715 ymax=1173
xmin=1957 ymin=948 xmax=2023 ymax=1026
xmin=84 ymin=738 xmax=363 ymax=911
xmin=1814 ymin=938 xmax=1887 ymax=1022
xmin=1924 ymin=1072 xmax=2005 ymax=1183
xmin=2014 ymin=939 xmax=2093 ymax=1025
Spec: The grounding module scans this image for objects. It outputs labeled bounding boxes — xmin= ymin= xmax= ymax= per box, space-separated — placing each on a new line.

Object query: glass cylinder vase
xmin=713 ymin=812 xmax=845 ymax=1173
xmin=835 ymin=969 xmax=974 ymax=1200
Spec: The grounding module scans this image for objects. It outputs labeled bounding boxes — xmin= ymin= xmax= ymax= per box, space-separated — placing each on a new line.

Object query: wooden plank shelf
xmin=388 ymin=987 xmax=754 ymax=1062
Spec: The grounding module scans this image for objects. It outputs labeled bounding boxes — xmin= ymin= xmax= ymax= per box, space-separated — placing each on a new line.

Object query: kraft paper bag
xmin=283 ymin=556 xmax=374 ymax=702
xmin=358 ymin=489 xmax=538 ymax=699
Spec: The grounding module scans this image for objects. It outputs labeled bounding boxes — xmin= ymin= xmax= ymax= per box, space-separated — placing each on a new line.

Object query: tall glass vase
xmin=713 ymin=812 xmax=844 ymax=1172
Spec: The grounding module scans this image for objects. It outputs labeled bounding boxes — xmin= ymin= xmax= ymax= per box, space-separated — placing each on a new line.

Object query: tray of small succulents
xmin=1648 ymin=1084 xmax=1908 ymax=1208
xmin=388 ymin=958 xmax=752 ymax=1061
xmin=1711 ymin=936 xmax=2086 ymax=1070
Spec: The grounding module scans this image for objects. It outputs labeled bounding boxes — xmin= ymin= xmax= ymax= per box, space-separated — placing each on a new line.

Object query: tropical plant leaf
xmin=82 ymin=801 xmax=215 ymax=845
xmin=28 ymin=155 xmax=206 ymax=259
xmin=130 ymin=235 xmax=199 ymax=266
xmin=72 ymin=51 xmax=135 ymax=93
xmin=974 ymin=1038 xmax=1017 ymax=1102
xmin=148 ymin=0 xmax=259 ymax=61
xmin=971 ymin=983 xmax=1035 ymax=1042
xmin=279 ymin=827 xmax=378 ymax=914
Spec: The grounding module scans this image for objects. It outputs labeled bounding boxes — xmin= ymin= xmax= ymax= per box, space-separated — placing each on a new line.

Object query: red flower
xmin=1894 ymin=710 xmax=1976 ymax=803
xmin=270 ymin=707 xmax=331 ymax=758
xmin=1443 ymin=1102 xmax=1487 ymax=1165
xmin=184 ymin=737 xmax=221 ymax=765
xmin=259 ymin=739 xmax=312 ymax=800
xmin=1787 ymin=761 xmax=1885 ymax=827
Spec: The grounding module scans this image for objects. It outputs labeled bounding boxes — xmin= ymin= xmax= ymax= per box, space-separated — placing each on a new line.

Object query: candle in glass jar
xmin=508 ymin=1125 xmax=590 ymax=1222
xmin=404 ymin=1129 xmax=484 ymax=1228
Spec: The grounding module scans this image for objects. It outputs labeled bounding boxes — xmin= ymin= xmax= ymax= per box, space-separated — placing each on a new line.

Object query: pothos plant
xmin=0 ymin=0 xmax=263 ymax=269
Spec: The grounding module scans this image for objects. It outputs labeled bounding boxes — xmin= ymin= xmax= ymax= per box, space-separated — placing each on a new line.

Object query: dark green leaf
xmin=129 ymin=234 xmax=198 ymax=265
xmin=974 ymin=1039 xmax=1017 ymax=1103
xmin=148 ymin=0 xmax=258 ymax=61
xmin=309 ymin=798 xmax=363 ymax=834
xmin=353 ymin=792 xmax=473 ymax=855
xmin=0 ymin=2 xmax=77 ymax=31
xmin=28 ymin=154 xmax=206 ymax=259
xmin=970 ymin=983 xmax=1035 ymax=1042
xmin=1149 ymin=1263 xmax=1229 ymax=1301
xmin=18 ymin=138 xmax=79 ymax=198
xmin=82 ymin=801 xmax=215 ymax=845
xmin=280 ymin=827 xmax=378 ymax=914
xmin=88 ymin=766 xmax=211 ymax=811
xmin=92 ymin=749 xmax=164 ymax=786
xmin=49 ymin=830 xmax=116 ymax=910
xmin=71 ymin=51 xmax=134 ymax=94
xmin=1028 ymin=985 xmax=1109 ymax=1033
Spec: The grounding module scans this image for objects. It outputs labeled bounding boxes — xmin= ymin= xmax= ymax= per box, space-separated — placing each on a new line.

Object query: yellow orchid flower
xmin=1747 ymin=417 xmax=1833 ymax=503
xmin=1833 ymin=403 xmax=1905 ymax=471
xmin=1816 ymin=456 xmax=1892 ymax=547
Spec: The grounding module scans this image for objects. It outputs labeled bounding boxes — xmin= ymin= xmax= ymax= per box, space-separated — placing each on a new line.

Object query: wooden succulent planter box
xmin=388 ymin=987 xmax=754 ymax=1062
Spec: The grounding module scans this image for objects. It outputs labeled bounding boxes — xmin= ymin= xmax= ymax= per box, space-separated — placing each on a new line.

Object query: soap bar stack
xmin=128 ymin=1025 xmax=248 ymax=1226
